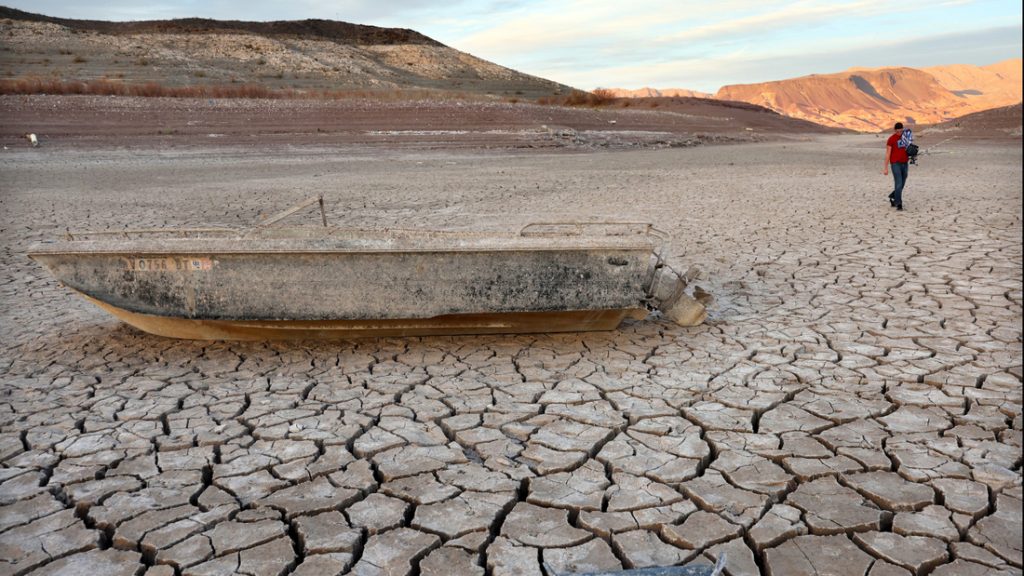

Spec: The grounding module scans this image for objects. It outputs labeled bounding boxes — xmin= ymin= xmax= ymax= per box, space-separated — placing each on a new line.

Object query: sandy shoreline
xmin=0 ymin=133 xmax=1021 ymax=575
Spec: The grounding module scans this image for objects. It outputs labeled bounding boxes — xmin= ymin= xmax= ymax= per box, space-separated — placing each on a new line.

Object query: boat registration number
xmin=123 ymin=257 xmax=215 ymax=272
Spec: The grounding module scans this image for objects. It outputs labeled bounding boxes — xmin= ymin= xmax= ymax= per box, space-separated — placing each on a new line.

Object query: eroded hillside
xmin=0 ymin=8 xmax=569 ymax=98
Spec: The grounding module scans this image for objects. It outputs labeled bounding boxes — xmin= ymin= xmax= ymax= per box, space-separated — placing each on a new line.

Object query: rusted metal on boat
xmin=28 ymin=197 xmax=706 ymax=340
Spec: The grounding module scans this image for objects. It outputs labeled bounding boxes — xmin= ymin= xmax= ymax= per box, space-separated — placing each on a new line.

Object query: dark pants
xmin=891 ymin=162 xmax=908 ymax=206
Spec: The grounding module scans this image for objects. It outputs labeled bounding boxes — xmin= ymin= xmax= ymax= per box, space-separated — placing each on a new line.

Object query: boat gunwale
xmin=28 ymin=237 xmax=661 ymax=257
xmin=28 ymin=224 xmax=665 ymax=256
xmin=29 ymin=245 xmax=659 ymax=257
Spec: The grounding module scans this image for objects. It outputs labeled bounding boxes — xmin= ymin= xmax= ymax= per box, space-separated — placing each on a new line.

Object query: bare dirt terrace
xmin=0 ymin=95 xmax=1021 ymax=576
xmin=0 ymin=94 xmax=836 ymax=152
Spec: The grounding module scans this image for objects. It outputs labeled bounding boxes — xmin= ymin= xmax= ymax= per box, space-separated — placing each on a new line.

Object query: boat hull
xmin=28 ymin=223 xmax=708 ymax=338
xmin=83 ymin=293 xmax=646 ymax=340
xmin=35 ymin=249 xmax=651 ymax=321
xmin=29 ymin=225 xmax=702 ymax=340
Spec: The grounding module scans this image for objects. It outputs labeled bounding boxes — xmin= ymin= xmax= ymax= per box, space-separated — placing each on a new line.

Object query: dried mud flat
xmin=0 ymin=124 xmax=1021 ymax=576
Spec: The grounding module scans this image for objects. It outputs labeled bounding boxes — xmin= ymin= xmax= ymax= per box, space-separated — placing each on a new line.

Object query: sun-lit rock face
xmin=715 ymin=59 xmax=1022 ymax=132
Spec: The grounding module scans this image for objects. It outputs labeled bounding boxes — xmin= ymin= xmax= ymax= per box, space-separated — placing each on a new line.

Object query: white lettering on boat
xmin=123 ymin=257 xmax=215 ymax=272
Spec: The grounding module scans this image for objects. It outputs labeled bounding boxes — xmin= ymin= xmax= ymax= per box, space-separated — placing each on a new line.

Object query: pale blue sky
xmin=6 ymin=0 xmax=1021 ymax=92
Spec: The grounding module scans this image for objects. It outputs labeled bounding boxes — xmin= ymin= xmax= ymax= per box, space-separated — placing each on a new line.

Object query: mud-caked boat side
xmin=28 ymin=223 xmax=704 ymax=340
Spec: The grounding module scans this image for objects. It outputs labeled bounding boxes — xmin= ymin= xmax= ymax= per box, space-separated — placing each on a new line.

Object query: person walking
xmin=883 ymin=122 xmax=909 ymax=211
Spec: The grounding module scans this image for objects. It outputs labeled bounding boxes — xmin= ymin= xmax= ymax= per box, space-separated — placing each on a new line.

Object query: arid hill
xmin=923 ymin=59 xmax=1022 ymax=104
xmin=919 ymin=102 xmax=1022 ymax=140
xmin=0 ymin=6 xmax=441 ymax=45
xmin=602 ymin=87 xmax=712 ymax=99
xmin=715 ymin=60 xmax=1022 ymax=132
xmin=0 ymin=6 xmax=570 ymax=98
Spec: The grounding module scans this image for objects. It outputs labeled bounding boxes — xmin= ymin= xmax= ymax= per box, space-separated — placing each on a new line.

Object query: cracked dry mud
xmin=1 ymin=135 xmax=1021 ymax=576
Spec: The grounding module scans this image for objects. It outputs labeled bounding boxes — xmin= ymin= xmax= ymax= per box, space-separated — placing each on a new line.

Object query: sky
xmin=5 ymin=0 xmax=1022 ymax=92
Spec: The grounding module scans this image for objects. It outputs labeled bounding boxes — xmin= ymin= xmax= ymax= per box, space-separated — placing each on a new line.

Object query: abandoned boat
xmin=28 ymin=197 xmax=705 ymax=340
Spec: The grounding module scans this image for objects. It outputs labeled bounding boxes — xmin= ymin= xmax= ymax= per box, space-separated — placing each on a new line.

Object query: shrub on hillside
xmin=0 ymin=76 xmax=492 ymax=103
xmin=538 ymin=88 xmax=617 ymax=107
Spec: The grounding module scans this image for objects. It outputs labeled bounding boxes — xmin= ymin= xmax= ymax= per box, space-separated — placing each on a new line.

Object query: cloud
xmin=440 ymin=0 xmax=992 ymax=90
xmin=450 ymin=0 xmax=935 ymax=57
xmin=562 ymin=24 xmax=1022 ymax=92
xmin=659 ymin=0 xmax=888 ymax=43
xmin=454 ymin=1 xmax=669 ymax=54
xmin=449 ymin=0 xmax=862 ymax=56
xmin=434 ymin=0 xmax=1020 ymax=91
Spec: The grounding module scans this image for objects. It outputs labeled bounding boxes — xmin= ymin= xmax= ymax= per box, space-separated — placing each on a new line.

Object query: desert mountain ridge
xmin=717 ymin=60 xmax=1021 ymax=131
xmin=602 ymin=59 xmax=1021 ymax=131
xmin=0 ymin=6 xmax=572 ymax=98
xmin=600 ymin=87 xmax=712 ymax=99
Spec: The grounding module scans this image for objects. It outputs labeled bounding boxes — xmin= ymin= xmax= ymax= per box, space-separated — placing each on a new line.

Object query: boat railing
xmin=519 ymin=221 xmax=669 ymax=241
xmin=63 ymin=228 xmax=240 ymax=241
xmin=60 ymin=195 xmax=330 ymax=241
xmin=255 ymin=195 xmax=328 ymax=228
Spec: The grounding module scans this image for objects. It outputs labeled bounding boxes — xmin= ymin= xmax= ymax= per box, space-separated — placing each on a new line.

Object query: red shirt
xmin=887 ymin=133 xmax=908 ymax=163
